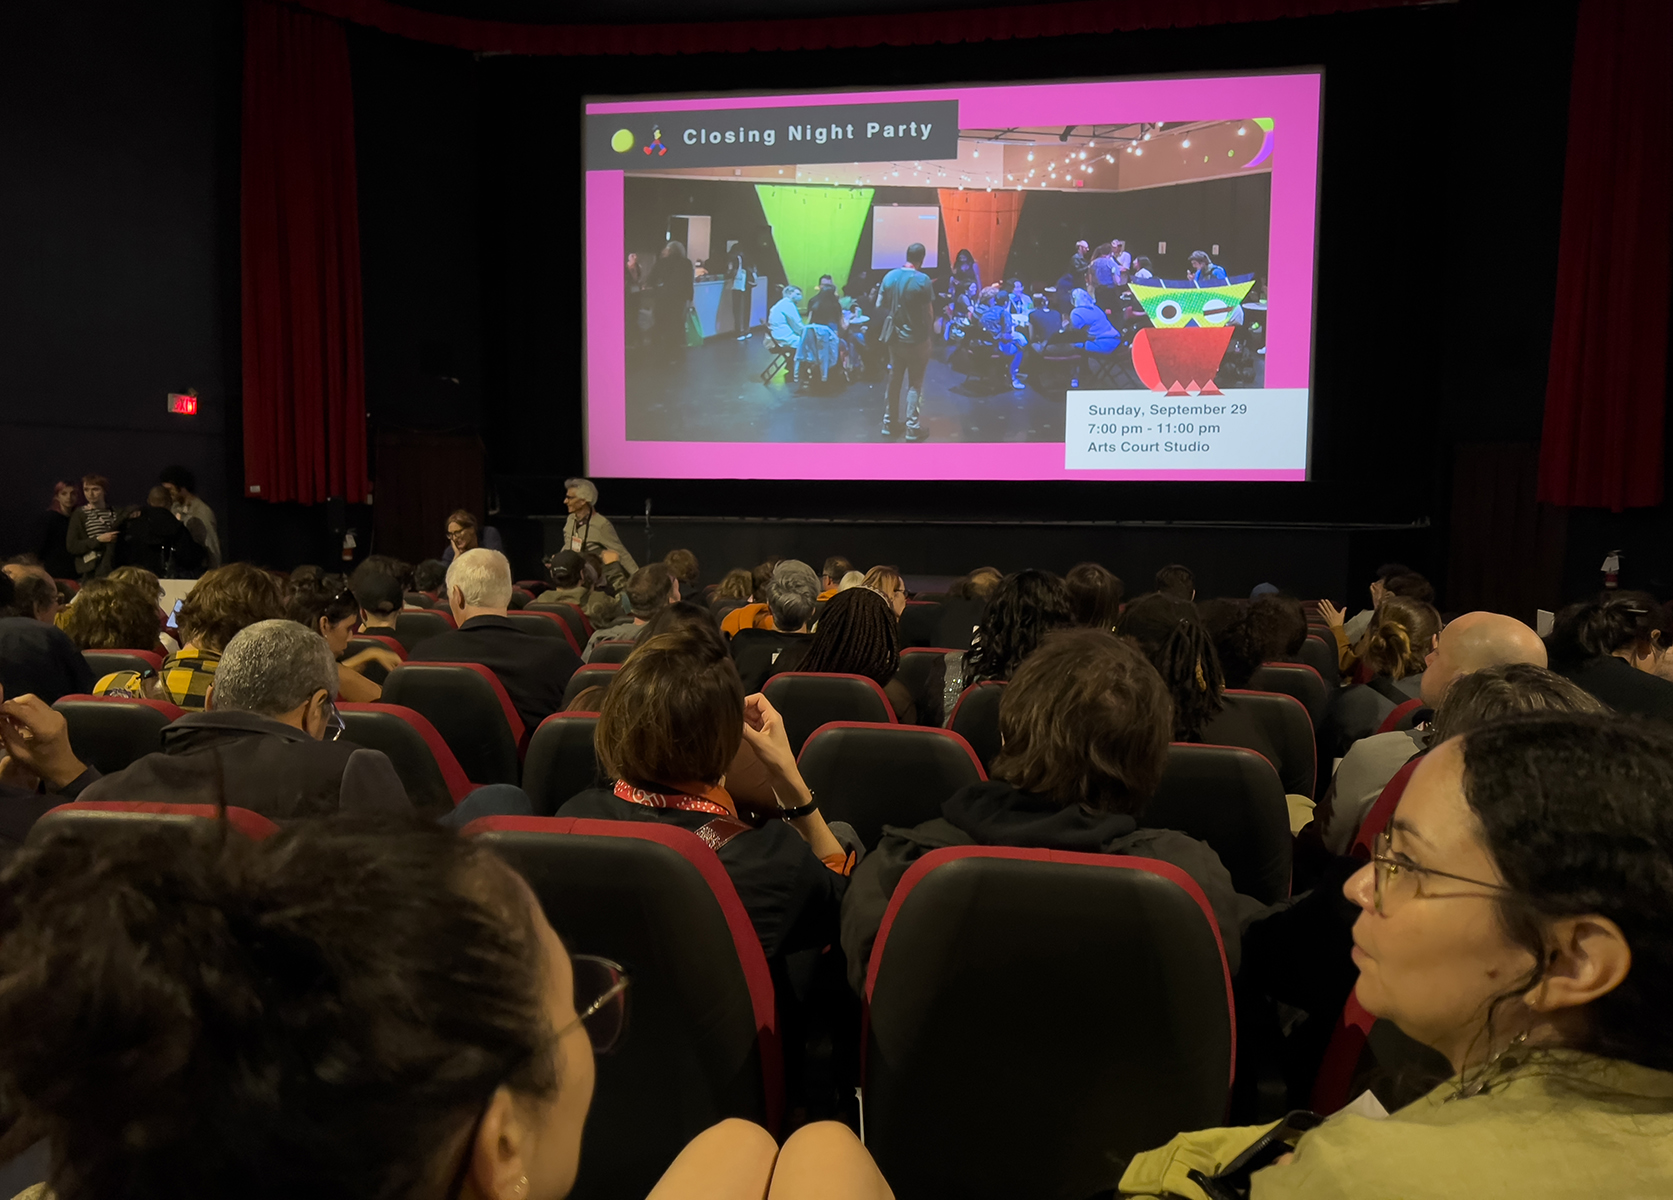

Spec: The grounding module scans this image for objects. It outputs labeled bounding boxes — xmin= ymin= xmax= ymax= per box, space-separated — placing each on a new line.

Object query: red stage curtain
xmin=938 ymin=190 xmax=1025 ymax=296
xmin=292 ymin=0 xmax=1422 ymax=56
xmin=1537 ymin=0 xmax=1673 ymax=511
xmin=241 ymin=0 xmax=369 ymax=505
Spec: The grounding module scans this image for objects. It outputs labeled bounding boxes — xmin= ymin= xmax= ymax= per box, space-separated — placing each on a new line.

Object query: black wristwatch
xmin=777 ymin=796 xmax=819 ymax=820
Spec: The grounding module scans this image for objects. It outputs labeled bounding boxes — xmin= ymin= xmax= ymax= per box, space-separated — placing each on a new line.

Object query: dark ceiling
xmin=396 ymin=0 xmax=1063 ymax=23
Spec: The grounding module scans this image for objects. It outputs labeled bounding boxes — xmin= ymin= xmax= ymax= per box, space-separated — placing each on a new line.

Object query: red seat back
xmin=1376 ymin=697 xmax=1425 ymax=735
xmin=947 ymin=680 xmax=1007 ymax=774
xmin=52 ymin=694 xmax=183 ymax=776
xmin=338 ymin=702 xmax=475 ymax=809
xmin=382 ymin=663 xmax=524 ymax=786
xmin=35 ymin=801 xmax=279 ymax=841
xmin=82 ymin=648 xmax=164 ymax=676
xmin=1350 ymin=753 xmax=1426 ymax=860
xmin=761 ymin=672 xmax=895 ymax=755
xmin=1147 ymin=744 xmax=1292 ymax=904
xmin=562 ymin=662 xmax=621 ymax=709
xmin=506 ymin=609 xmax=581 ymax=654
xmin=796 ymin=722 xmax=984 ymax=850
xmin=522 ymin=712 xmax=603 ymax=815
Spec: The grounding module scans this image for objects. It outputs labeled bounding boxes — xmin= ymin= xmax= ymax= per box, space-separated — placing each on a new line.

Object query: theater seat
xmin=1146 ymin=743 xmax=1292 ymax=904
xmin=381 ymin=664 xmax=524 ymax=786
xmin=516 ymin=579 xmax=550 ymax=596
xmin=465 ymin=817 xmax=781 ymax=1199
xmin=51 ymin=694 xmax=182 ymax=776
xmin=82 ymin=648 xmax=164 ymax=679
xmin=585 ymin=639 xmax=637 ymax=665
xmin=561 ymin=662 xmax=620 ymax=709
xmin=348 ymin=633 xmax=406 ymax=660
xmin=796 ymin=722 xmax=985 ymax=849
xmin=1221 ymin=689 xmax=1318 ymax=798
xmin=522 ymin=712 xmax=603 ymax=815
xmin=337 ymin=702 xmax=475 ymax=814
xmin=393 ymin=610 xmax=454 ymax=652
xmin=1249 ymin=662 xmax=1329 ymax=729
xmin=761 ymin=672 xmax=895 ymax=755
xmin=1376 ymin=697 xmax=1426 ymax=735
xmin=507 ymin=609 xmax=581 ymax=654
xmin=862 ymin=847 xmax=1234 ymax=1200
xmin=1298 ymin=634 xmax=1337 ymax=682
xmin=895 ymin=647 xmax=960 ymax=727
xmin=1350 ymin=752 xmax=1425 ymax=860
xmin=31 ymin=801 xmax=279 ymax=842
xmin=548 ymin=602 xmax=592 ymax=642
xmin=947 ymin=681 xmax=1006 ymax=774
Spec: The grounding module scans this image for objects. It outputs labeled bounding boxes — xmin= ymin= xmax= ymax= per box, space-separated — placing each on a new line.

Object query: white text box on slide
xmin=1063 ymin=389 xmax=1310 ymax=472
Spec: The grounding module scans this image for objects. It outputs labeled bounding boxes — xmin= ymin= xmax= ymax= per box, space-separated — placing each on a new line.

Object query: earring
xmin=511 ymin=1176 xmax=528 ymax=1198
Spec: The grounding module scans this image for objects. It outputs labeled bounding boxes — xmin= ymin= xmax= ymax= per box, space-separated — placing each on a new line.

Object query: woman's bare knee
xmin=647 ymin=1118 xmax=779 ymax=1200
xmin=768 ymin=1122 xmax=893 ymax=1200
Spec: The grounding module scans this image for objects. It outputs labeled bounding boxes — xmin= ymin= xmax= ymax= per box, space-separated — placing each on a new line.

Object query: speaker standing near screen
xmin=877 ymin=242 xmax=937 ymax=443
xmin=562 ymin=478 xmax=640 ymax=574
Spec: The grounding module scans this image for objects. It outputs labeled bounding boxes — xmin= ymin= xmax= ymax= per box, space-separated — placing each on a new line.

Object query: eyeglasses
xmin=323 ymin=699 xmax=346 ymax=742
xmin=446 ymin=526 xmax=470 ymax=541
xmin=1370 ymin=829 xmax=1512 ymax=915
xmin=559 ymin=954 xmax=631 ymax=1054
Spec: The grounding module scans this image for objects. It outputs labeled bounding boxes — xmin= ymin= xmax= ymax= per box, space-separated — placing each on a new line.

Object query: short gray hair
xmin=564 ymin=477 xmax=598 ymax=506
xmin=838 ymin=570 xmax=867 ymax=591
xmin=765 ymin=560 xmax=819 ymax=632
xmin=446 ymin=548 xmax=513 ymax=610
xmin=213 ymin=619 xmax=337 ymax=717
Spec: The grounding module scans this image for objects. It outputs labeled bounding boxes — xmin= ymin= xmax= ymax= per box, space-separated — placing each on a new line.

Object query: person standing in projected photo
xmin=876 ymin=242 xmax=936 ymax=443
xmin=726 ymin=246 xmax=755 ymax=341
xmin=652 ymin=239 xmax=694 ymax=363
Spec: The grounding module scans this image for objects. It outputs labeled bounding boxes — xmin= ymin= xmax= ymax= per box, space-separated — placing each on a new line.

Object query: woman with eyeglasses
xmin=442 ymin=508 xmax=504 ymax=566
xmin=1119 ymin=713 xmax=1673 ymax=1198
xmin=0 ymin=820 xmax=891 ymax=1200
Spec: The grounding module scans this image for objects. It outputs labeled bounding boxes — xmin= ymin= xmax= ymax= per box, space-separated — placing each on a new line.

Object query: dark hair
xmin=1546 ymin=591 xmax=1665 ymax=670
xmin=1212 ymin=594 xmax=1309 ymax=689
xmin=1428 ymin=662 xmax=1607 ymax=744
xmin=1135 ymin=256 xmax=1152 ymax=271
xmin=1459 ymin=715 xmax=1673 ymax=1077
xmin=446 ymin=509 xmax=479 ymax=532
xmin=0 ymin=571 xmax=13 ymax=617
xmin=991 ymin=629 xmax=1171 ymax=815
xmin=1154 ymin=564 xmax=1195 ymax=600
xmin=1382 ymin=572 xmax=1436 ymax=606
xmin=663 ymin=548 xmax=700 ymax=587
xmin=412 ymin=559 xmax=447 ymax=593
xmin=967 ymin=570 xmax=1075 ymax=684
xmin=81 ymin=474 xmax=110 ymax=493
xmin=1363 ymin=595 xmax=1441 ymax=680
xmin=821 ymin=556 xmax=853 ymax=583
xmin=635 ymin=599 xmax=721 ymax=646
xmin=905 ymin=242 xmax=926 ymax=266
xmin=1119 ymin=593 xmax=1224 ymax=740
xmin=0 ymin=820 xmax=558 ymax=1199
xmin=597 ymin=630 xmax=743 ymax=787
xmin=1063 ymin=562 xmax=1124 ymax=631
xmin=158 ymin=465 xmax=197 ymax=494
xmin=286 ymin=588 xmax=359 ymax=641
xmin=624 ymin=562 xmax=675 ymax=614
xmin=12 ymin=573 xmax=57 ymax=621
xmin=1375 ymin=562 xmax=1414 ymax=582
xmin=176 ymin=564 xmax=286 ymax=654
xmin=358 ymin=554 xmax=414 ymax=592
xmin=62 ymin=578 xmax=161 ymax=651
xmin=750 ymin=558 xmax=782 ymax=601
xmin=798 ymin=586 xmax=900 ymax=687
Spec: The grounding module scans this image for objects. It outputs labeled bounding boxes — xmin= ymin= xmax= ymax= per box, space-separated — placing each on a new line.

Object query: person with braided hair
xmin=784 ymin=585 xmax=917 ymax=722
xmin=1318 ymin=594 xmax=1441 ymax=761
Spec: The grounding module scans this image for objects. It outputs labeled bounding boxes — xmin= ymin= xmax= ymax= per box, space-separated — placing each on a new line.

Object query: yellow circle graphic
xmin=610 ymin=128 xmax=634 ymax=153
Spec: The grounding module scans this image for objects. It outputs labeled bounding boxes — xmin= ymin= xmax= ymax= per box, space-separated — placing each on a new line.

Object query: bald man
xmin=1319 ymin=612 xmax=1546 ymax=854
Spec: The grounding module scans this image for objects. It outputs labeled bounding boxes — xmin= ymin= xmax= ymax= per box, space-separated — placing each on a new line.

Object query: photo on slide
xmin=584 ymin=74 xmax=1321 ymax=481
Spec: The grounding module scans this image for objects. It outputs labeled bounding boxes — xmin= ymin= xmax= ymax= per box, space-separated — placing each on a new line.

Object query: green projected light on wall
xmin=755 ymin=185 xmax=874 ymax=304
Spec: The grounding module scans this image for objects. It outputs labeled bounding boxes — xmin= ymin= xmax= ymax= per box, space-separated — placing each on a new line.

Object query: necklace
xmin=1454 ymin=1030 xmax=1531 ymax=1099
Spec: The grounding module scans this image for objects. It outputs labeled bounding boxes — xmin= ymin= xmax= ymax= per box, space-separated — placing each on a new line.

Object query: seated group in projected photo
xmin=618 ymin=119 xmax=1274 ymax=445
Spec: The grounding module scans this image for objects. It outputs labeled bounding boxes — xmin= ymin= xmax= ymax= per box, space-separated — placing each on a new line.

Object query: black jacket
xmin=79 ymin=710 xmax=412 ymax=820
xmin=116 ymin=505 xmax=202 ymax=577
xmin=1560 ymin=655 xmax=1673 ymax=722
xmin=0 ymin=617 xmax=94 ymax=705
xmin=731 ymin=629 xmax=813 ymax=694
xmin=408 ymin=614 xmax=581 ymax=731
xmin=557 ymin=788 xmax=847 ymax=961
xmin=839 ymin=780 xmax=1267 ymax=993
xmin=0 ymin=766 xmax=100 ymax=864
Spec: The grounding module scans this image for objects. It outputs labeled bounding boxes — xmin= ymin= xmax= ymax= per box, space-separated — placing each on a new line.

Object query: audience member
xmin=711 ymin=567 xmax=755 ymax=619
xmin=818 ymin=556 xmax=854 ymax=602
xmin=561 ymin=478 xmax=639 ymax=573
xmin=787 ymin=585 xmax=915 ymax=721
xmin=1546 ymin=590 xmax=1673 ymax=720
xmin=0 ymin=690 xmax=104 ymax=856
xmin=935 ymin=565 xmax=1004 ymax=650
xmin=10 ymin=570 xmax=60 ymax=624
xmin=0 ymin=572 xmax=92 ymax=705
xmin=837 ymin=570 xmax=866 ymax=590
xmin=1063 ymin=561 xmax=1123 ymax=631
xmin=861 ymin=565 xmax=908 ymax=616
xmin=1317 ymin=594 xmax=1442 ymax=761
xmin=584 ymin=562 xmax=679 ymax=661
xmin=531 ymin=549 xmax=623 ymax=632
xmin=1154 ymin=563 xmax=1196 ymax=601
xmin=1067 ymin=288 xmax=1120 ymax=357
xmin=718 ymin=559 xmax=783 ymax=636
xmin=410 ymin=548 xmax=581 ymax=729
xmin=65 ymin=473 xmax=120 ymax=581
xmin=1212 ymin=593 xmax=1309 ymax=688
xmin=61 ymin=577 xmax=163 ymax=653
xmin=732 ymin=560 xmax=820 ymax=692
xmin=441 ymin=508 xmax=503 ymax=565
xmin=966 ymin=570 xmax=1074 ymax=685
xmin=1320 ymin=569 xmax=1438 ymax=676
xmin=412 ymin=558 xmax=447 ymax=597
xmin=286 ymin=586 xmax=397 ymax=700
xmin=33 ymin=480 xmax=79 ymax=580
xmin=107 ymin=564 xmax=163 ymax=604
xmin=841 ymin=629 xmax=1264 ymax=993
xmin=1317 ymin=663 xmax=1605 ymax=854
xmin=634 ymin=599 xmax=725 ymax=647
xmin=1124 ymin=715 xmax=1673 ymax=1195
xmin=117 ymin=485 xmax=201 ymax=576
xmin=348 ymin=564 xmax=404 ymax=637
xmin=80 ymin=619 xmax=411 ymax=817
xmin=663 ymin=548 xmax=701 ymax=595
xmin=159 ymin=464 xmax=220 ymax=568
xmin=559 ymin=629 xmax=852 ymax=960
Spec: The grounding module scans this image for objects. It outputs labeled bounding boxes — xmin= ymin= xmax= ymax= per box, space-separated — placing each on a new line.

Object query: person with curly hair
xmin=1063 ymin=561 xmax=1124 ymax=632
xmin=965 ymin=569 xmax=1075 ymax=685
xmin=61 ymin=577 xmax=164 ymax=654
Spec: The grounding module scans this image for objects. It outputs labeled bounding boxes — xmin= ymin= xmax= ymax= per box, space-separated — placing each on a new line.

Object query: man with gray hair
xmin=410 ymin=548 xmax=580 ymax=729
xmin=561 ymin=477 xmax=639 ymax=574
xmin=80 ymin=619 xmax=411 ymax=818
xmin=731 ymin=559 xmax=820 ymax=692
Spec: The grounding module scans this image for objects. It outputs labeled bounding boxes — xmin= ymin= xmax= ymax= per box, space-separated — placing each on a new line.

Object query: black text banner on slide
xmin=585 ymin=102 xmax=959 ymax=170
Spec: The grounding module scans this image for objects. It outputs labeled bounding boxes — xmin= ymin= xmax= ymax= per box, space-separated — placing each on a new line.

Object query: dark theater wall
xmin=0 ymin=0 xmax=240 ymax=562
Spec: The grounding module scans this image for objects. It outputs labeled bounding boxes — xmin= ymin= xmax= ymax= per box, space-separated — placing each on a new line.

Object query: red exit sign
xmin=167 ymin=392 xmax=198 ymax=415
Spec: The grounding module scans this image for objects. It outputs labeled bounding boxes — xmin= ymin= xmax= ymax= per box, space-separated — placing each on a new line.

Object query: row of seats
xmin=26 ymin=804 xmax=1233 ymax=1200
